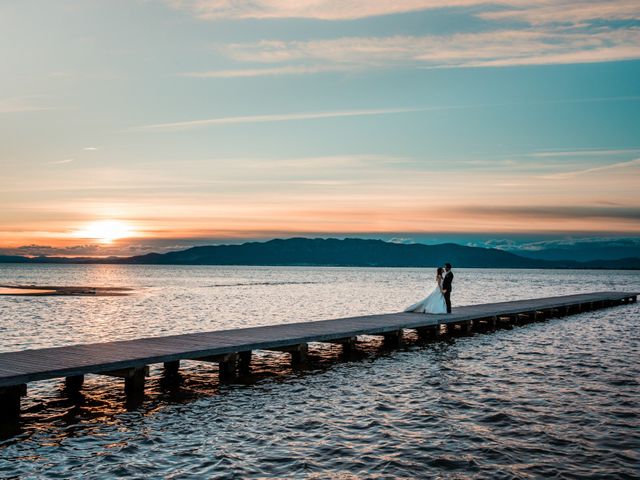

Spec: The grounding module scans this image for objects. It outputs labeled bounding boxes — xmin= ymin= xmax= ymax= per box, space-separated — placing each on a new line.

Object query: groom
xmin=442 ymin=263 xmax=454 ymax=313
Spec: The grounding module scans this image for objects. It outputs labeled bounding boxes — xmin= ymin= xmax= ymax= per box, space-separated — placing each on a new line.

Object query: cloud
xmin=0 ymin=243 xmax=104 ymax=257
xmin=525 ymin=148 xmax=640 ymax=158
xmin=167 ymin=0 xmax=486 ymax=21
xmin=458 ymin=205 xmax=640 ymax=221
xmin=136 ymin=107 xmax=424 ymax=131
xmin=198 ymin=27 xmax=640 ymax=78
xmin=389 ymin=237 xmax=416 ymax=244
xmin=182 ymin=64 xmax=353 ymax=78
xmin=542 ymin=158 xmax=640 ymax=179
xmin=474 ymin=236 xmax=640 ymax=255
xmin=168 ymin=1 xmax=640 ymax=22
xmin=47 ymin=158 xmax=75 ymax=165
xmin=478 ymin=1 xmax=640 ymax=25
xmin=83 ymin=146 xmax=99 ymax=151
xmin=173 ymin=1 xmax=640 ymax=77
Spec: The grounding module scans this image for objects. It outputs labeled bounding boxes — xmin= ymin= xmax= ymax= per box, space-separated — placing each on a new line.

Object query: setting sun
xmin=73 ymin=220 xmax=135 ymax=244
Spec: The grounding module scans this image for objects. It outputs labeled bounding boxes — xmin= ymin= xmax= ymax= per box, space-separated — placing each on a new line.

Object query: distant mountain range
xmin=1 ymin=237 xmax=640 ymax=269
xmin=513 ymin=240 xmax=640 ymax=262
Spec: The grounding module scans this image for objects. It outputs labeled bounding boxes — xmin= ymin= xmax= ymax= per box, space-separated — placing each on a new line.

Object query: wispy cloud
xmin=182 ymin=64 xmax=353 ymax=78
xmin=526 ymin=148 xmax=640 ymax=158
xmin=174 ymin=1 xmax=640 ymax=77
xmin=83 ymin=146 xmax=99 ymax=151
xmin=138 ymin=97 xmax=640 ymax=131
xmin=543 ymin=158 xmax=640 ymax=179
xmin=167 ymin=0 xmax=482 ymax=21
xmin=136 ymin=107 xmax=425 ymax=131
xmin=478 ymin=1 xmax=640 ymax=25
xmin=195 ymin=28 xmax=640 ymax=78
xmin=459 ymin=205 xmax=640 ymax=221
xmin=168 ymin=1 xmax=640 ymax=22
xmin=47 ymin=158 xmax=75 ymax=165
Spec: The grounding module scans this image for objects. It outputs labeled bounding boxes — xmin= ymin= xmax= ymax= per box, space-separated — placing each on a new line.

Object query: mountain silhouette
xmin=2 ymin=238 xmax=639 ymax=268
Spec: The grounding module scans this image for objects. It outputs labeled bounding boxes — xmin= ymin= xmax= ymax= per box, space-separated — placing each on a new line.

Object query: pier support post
xmin=218 ymin=353 xmax=238 ymax=382
xmin=383 ymin=330 xmax=403 ymax=348
xmin=417 ymin=325 xmax=440 ymax=339
xmin=323 ymin=337 xmax=358 ymax=355
xmin=473 ymin=317 xmax=495 ymax=331
xmin=238 ymin=351 xmax=252 ymax=374
xmin=64 ymin=375 xmax=84 ymax=394
xmin=164 ymin=360 xmax=180 ymax=376
xmin=290 ymin=344 xmax=309 ymax=368
xmin=334 ymin=337 xmax=358 ymax=355
xmin=268 ymin=344 xmax=309 ymax=368
xmin=101 ymin=366 xmax=148 ymax=407
xmin=160 ymin=360 xmax=182 ymax=389
xmin=457 ymin=321 xmax=472 ymax=334
xmin=0 ymin=384 xmax=26 ymax=422
xmin=124 ymin=367 xmax=147 ymax=407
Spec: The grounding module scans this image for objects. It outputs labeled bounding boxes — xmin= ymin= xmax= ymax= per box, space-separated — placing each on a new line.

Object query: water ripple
xmin=0 ymin=266 xmax=638 ymax=478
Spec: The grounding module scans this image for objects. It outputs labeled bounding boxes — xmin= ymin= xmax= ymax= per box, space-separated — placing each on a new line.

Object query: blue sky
xmin=1 ymin=1 xmax=639 ymax=256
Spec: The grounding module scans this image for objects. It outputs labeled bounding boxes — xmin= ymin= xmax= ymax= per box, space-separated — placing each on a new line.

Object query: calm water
xmin=0 ymin=265 xmax=638 ymax=479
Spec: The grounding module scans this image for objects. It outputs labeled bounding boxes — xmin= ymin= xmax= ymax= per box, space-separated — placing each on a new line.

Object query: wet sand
xmin=0 ymin=285 xmax=133 ymax=296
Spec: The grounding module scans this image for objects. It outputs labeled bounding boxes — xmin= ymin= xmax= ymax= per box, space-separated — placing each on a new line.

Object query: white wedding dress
xmin=404 ymin=277 xmax=447 ymax=314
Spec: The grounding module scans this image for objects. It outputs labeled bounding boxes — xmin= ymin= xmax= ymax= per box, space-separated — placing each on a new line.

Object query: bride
xmin=404 ymin=267 xmax=448 ymax=314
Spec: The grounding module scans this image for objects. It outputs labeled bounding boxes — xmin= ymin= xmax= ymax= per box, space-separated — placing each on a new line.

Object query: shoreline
xmin=0 ymin=285 xmax=133 ymax=296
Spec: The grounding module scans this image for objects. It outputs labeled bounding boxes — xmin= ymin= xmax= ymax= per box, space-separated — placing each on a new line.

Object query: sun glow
xmin=73 ymin=220 xmax=135 ymax=243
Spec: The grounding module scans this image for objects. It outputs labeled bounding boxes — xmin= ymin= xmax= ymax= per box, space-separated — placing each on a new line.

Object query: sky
xmin=1 ymin=0 xmax=640 ymax=257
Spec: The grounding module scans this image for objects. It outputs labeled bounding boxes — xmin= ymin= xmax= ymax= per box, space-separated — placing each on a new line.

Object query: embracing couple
xmin=404 ymin=263 xmax=453 ymax=314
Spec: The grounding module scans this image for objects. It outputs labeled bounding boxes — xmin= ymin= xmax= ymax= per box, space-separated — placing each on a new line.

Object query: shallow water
xmin=0 ymin=265 xmax=638 ymax=478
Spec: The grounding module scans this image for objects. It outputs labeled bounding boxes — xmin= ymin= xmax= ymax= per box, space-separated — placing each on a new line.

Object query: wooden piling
xmin=0 ymin=384 xmax=26 ymax=420
xmin=290 ymin=344 xmax=309 ymax=367
xmin=416 ymin=325 xmax=441 ymax=339
xmin=238 ymin=351 xmax=252 ymax=374
xmin=121 ymin=367 xmax=148 ymax=407
xmin=64 ymin=375 xmax=84 ymax=394
xmin=323 ymin=336 xmax=357 ymax=354
xmin=383 ymin=329 xmax=403 ymax=347
xmin=269 ymin=344 xmax=309 ymax=367
xmin=218 ymin=353 xmax=238 ymax=381
xmin=342 ymin=337 xmax=357 ymax=355
xmin=164 ymin=360 xmax=180 ymax=376
xmin=459 ymin=321 xmax=473 ymax=334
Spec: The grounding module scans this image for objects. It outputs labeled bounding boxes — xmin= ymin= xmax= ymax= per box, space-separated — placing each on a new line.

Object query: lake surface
xmin=0 ymin=265 xmax=638 ymax=478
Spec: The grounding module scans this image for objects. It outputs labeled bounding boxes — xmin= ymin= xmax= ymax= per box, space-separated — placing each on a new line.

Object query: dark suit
xmin=442 ymin=270 xmax=454 ymax=313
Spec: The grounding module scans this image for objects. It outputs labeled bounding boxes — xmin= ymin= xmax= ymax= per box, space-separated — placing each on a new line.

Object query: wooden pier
xmin=0 ymin=291 xmax=636 ymax=424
